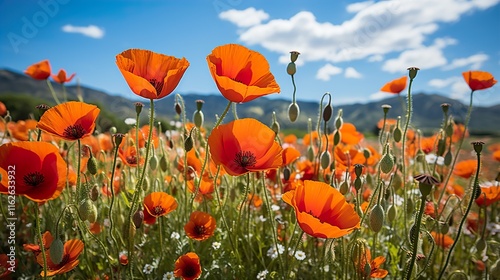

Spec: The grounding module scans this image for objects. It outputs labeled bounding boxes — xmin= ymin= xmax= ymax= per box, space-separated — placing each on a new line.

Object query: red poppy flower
xmin=184 ymin=211 xmax=216 ymax=241
xmin=143 ymin=192 xmax=178 ymax=219
xmin=282 ymin=147 xmax=301 ymax=166
xmin=380 ymin=76 xmax=407 ymax=94
xmin=0 ymin=253 xmax=17 ymax=278
xmin=174 ymin=252 xmax=202 ymax=280
xmin=25 ymin=59 xmax=51 ymax=80
xmin=282 ymin=180 xmax=360 ymax=238
xmin=52 ymin=69 xmax=76 ymax=84
xmin=208 ymin=118 xmax=283 ymax=176
xmin=339 ymin=123 xmax=364 ymax=145
xmin=37 ymin=101 xmax=100 ymax=141
xmin=462 ymin=71 xmax=497 ymax=91
xmin=187 ymin=176 xmax=215 ymax=202
xmin=206 ymin=44 xmax=280 ymax=103
xmin=358 ymin=249 xmax=389 ymax=279
xmin=0 ymin=142 xmax=67 ymax=202
xmin=430 ymin=231 xmax=454 ymax=248
xmin=453 ymin=159 xmax=477 ymax=179
xmin=116 ymin=49 xmax=189 ymax=100
xmin=0 ymin=101 xmax=6 ymax=117
xmin=475 ymin=185 xmax=500 ymax=207
xmin=36 ymin=239 xmax=84 ymax=277
xmin=23 ymin=231 xmax=54 ymax=255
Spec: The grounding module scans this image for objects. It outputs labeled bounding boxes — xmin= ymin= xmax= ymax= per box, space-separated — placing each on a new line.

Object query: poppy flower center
xmin=234 ymin=151 xmax=257 ymax=169
xmin=63 ymin=124 xmax=86 ymax=139
xmin=152 ymin=206 xmax=165 ymax=216
xmin=126 ymin=155 xmax=137 ymax=165
xmin=149 ymin=78 xmax=164 ymax=94
xmin=194 ymin=225 xmax=206 ymax=236
xmin=183 ymin=265 xmax=198 ymax=277
xmin=23 ymin=171 xmax=45 ymax=187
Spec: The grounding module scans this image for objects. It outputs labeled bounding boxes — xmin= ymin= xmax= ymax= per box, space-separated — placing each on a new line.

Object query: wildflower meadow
xmin=0 ymin=44 xmax=499 ymax=279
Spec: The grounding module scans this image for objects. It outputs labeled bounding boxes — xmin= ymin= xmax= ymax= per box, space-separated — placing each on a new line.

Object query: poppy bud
xmin=323 ymin=103 xmax=333 ymax=122
xmin=288 ymin=102 xmax=300 ymax=122
xmin=354 ymin=164 xmax=363 ymax=177
xmin=90 ymin=184 xmax=99 ymax=201
xmin=193 ymin=100 xmax=205 ymax=128
xmin=135 ymin=102 xmax=144 ymax=115
xmin=133 ymin=210 xmax=144 ymax=229
xmin=369 ymin=204 xmax=385 ymax=233
xmin=149 ymin=154 xmax=158 ymax=171
xmin=335 ymin=110 xmax=343 ymax=129
xmin=475 ymin=238 xmax=486 ymax=253
xmin=109 ymin=126 xmax=117 ymax=134
xmin=290 ymin=51 xmax=300 ymax=63
xmin=444 ymin=150 xmax=452 ymax=166
xmin=79 ymin=199 xmax=96 ymax=222
xmin=333 ymin=130 xmax=341 ymax=146
xmin=307 ymin=146 xmax=314 ymax=161
xmin=407 ymin=67 xmax=420 ymax=80
xmin=160 ymin=154 xmax=168 ymax=172
xmin=380 ymin=152 xmax=394 ymax=174
xmin=87 ymin=153 xmax=98 ymax=175
xmin=393 ymin=124 xmax=402 ymax=143
xmin=283 ymin=167 xmax=291 ymax=181
xmin=363 ymin=149 xmax=371 ymax=160
xmin=184 ymin=134 xmax=194 ymax=152
xmin=437 ymin=138 xmax=446 ymax=156
xmin=354 ymin=177 xmax=362 ymax=191
xmin=287 ymin=62 xmax=296 ymax=76
xmin=50 ymin=237 xmax=65 ymax=264
xmin=175 ymin=102 xmax=182 ymax=115
xmin=339 ymin=181 xmax=349 ymax=195
xmin=320 ymin=151 xmax=331 ymax=170
xmin=387 ymin=204 xmax=396 ymax=223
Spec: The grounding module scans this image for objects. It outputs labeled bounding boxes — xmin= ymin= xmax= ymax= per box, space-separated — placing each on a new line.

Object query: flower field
xmin=0 ymin=44 xmax=499 ymax=279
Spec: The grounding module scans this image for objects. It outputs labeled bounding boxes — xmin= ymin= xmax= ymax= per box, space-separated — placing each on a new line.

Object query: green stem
xmin=401 ymin=76 xmax=415 ymax=240
xmin=62 ymin=84 xmax=67 ymax=102
xmin=438 ymin=145 xmax=481 ymax=278
xmin=127 ymin=98 xmax=155 ymax=279
xmin=291 ymin=74 xmax=297 ymax=103
xmin=405 ymin=195 xmax=427 ymax=279
xmin=35 ymin=203 xmax=48 ymax=279
xmin=46 ymin=79 xmax=61 ymax=105
xmin=108 ymin=137 xmax=121 ymax=258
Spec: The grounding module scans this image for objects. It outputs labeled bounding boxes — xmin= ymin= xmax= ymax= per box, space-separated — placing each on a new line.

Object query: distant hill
xmin=1 ymin=68 xmax=498 ymax=135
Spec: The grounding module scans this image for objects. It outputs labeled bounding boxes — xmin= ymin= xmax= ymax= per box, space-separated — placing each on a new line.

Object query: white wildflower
xmin=143 ymin=264 xmax=154 ymax=274
xmin=171 ymin=232 xmax=180 ymax=240
xmin=256 ymin=269 xmax=269 ymax=280
xmin=124 ymin=118 xmax=136 ymax=125
xmin=294 ymin=250 xmax=306 ymax=261
xmin=212 ymin=241 xmax=221 ymax=250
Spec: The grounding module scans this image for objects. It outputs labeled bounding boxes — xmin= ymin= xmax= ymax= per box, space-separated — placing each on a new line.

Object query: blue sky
xmin=1 ymin=0 xmax=499 ymax=106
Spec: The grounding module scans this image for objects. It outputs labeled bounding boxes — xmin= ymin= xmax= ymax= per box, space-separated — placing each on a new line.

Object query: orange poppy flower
xmin=377 ymin=118 xmax=397 ymax=130
xmin=0 ymin=101 xmax=6 ymax=117
xmin=206 ymin=44 xmax=280 ymax=103
xmin=8 ymin=119 xmax=38 ymax=141
xmin=451 ymin=123 xmax=468 ymax=143
xmin=174 ymin=252 xmax=202 ymax=280
xmin=462 ymin=71 xmax=497 ymax=91
xmin=143 ymin=192 xmax=178 ymax=218
xmin=208 ymin=118 xmax=283 ymax=176
xmin=52 ymin=69 xmax=76 ymax=84
xmin=37 ymin=101 xmax=100 ymax=141
xmin=430 ymin=231 xmax=454 ymax=248
xmin=493 ymin=150 xmax=500 ymax=162
xmin=187 ymin=177 xmax=215 ymax=202
xmin=118 ymin=142 xmax=144 ymax=167
xmin=247 ymin=193 xmax=263 ymax=208
xmin=358 ymin=249 xmax=389 ymax=279
xmin=24 ymin=231 xmax=54 ymax=255
xmin=380 ymin=76 xmax=407 ymax=94
xmin=282 ymin=180 xmax=360 ymax=238
xmin=339 ymin=123 xmax=364 ymax=145
xmin=36 ymin=239 xmax=84 ymax=277
xmin=0 ymin=141 xmax=67 ymax=202
xmin=184 ymin=211 xmax=216 ymax=241
xmin=282 ymin=147 xmax=301 ymax=165
xmin=284 ymin=134 xmax=298 ymax=144
xmin=116 ymin=49 xmax=189 ymax=100
xmin=475 ymin=185 xmax=500 ymax=207
xmin=25 ymin=59 xmax=51 ymax=80
xmin=453 ymin=159 xmax=477 ymax=179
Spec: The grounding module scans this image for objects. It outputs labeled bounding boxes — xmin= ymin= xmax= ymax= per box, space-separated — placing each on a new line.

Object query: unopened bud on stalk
xmin=437 ymin=138 xmax=446 ymax=157
xmin=90 ymin=184 xmax=99 ymax=201
xmin=287 ymin=62 xmax=296 ymax=75
xmin=50 ymin=237 xmax=65 ymax=264
xmin=149 ymin=154 xmax=158 ymax=171
xmin=339 ymin=181 xmax=349 ymax=195
xmin=380 ymin=146 xmax=394 ymax=173
xmin=109 ymin=126 xmax=117 ymax=134
xmin=134 ymin=102 xmax=144 ymax=115
xmin=320 ymin=151 xmax=331 ymax=170
xmin=335 ymin=109 xmax=343 ymax=129
xmin=193 ymin=100 xmax=204 ymax=128
xmin=444 ymin=150 xmax=452 ymax=166
xmin=307 ymin=146 xmax=314 ymax=161
xmin=393 ymin=117 xmax=402 ymax=143
xmin=387 ymin=204 xmax=396 ymax=223
xmin=133 ymin=209 xmax=144 ymax=229
xmin=79 ymin=199 xmax=97 ymax=223
xmin=271 ymin=112 xmax=280 ymax=135
xmin=323 ymin=102 xmax=333 ymax=122
xmin=160 ymin=154 xmax=168 ymax=172
xmin=283 ymin=167 xmax=291 ymax=181
xmin=333 ymin=131 xmax=341 ymax=146
xmin=288 ymin=102 xmax=300 ymax=122
xmin=407 ymin=67 xmax=420 ymax=80
xmin=175 ymin=102 xmax=182 ymax=115
xmin=184 ymin=130 xmax=194 ymax=152
xmin=369 ymin=204 xmax=385 ymax=233
xmin=87 ymin=151 xmax=98 ymax=175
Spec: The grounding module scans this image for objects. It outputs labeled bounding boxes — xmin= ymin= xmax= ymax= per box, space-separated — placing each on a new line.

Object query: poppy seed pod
xmin=288 ymin=102 xmax=300 ymax=122
xmin=407 ymin=67 xmax=420 ymax=80
xmin=441 ymin=103 xmax=450 ymax=114
xmin=50 ymin=237 xmax=65 ymax=265
xmin=290 ymin=51 xmax=300 ymax=63
xmin=287 ymin=62 xmax=296 ymax=76
xmin=472 ymin=141 xmax=484 ymax=154
xmin=369 ymin=204 xmax=385 ymax=233
xmin=381 ymin=104 xmax=391 ymax=115
xmin=134 ymin=102 xmax=144 ymax=115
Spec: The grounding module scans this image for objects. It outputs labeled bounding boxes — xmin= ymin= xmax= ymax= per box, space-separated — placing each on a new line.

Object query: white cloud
xmin=316 ymin=64 xmax=342 ymax=81
xmin=428 ymin=77 xmax=460 ymax=88
xmin=368 ymin=54 xmax=384 ymax=62
xmin=345 ymin=67 xmax=363 ymax=78
xmin=223 ymin=0 xmax=499 ymax=66
xmin=346 ymin=1 xmax=375 ymax=13
xmin=219 ymin=7 xmax=269 ymax=27
xmin=62 ymin=24 xmax=104 ymax=39
xmin=382 ymin=38 xmax=456 ymax=73
xmin=428 ymin=76 xmax=470 ymax=101
xmin=369 ymin=91 xmax=391 ymax=101
xmin=442 ymin=53 xmax=489 ymax=70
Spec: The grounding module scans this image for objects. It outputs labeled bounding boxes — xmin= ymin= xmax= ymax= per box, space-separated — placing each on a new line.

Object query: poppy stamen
xmin=194 ymin=225 xmax=206 ymax=236
xmin=149 ymin=78 xmax=164 ymax=94
xmin=234 ymin=150 xmax=257 ymax=169
xmin=23 ymin=171 xmax=45 ymax=187
xmin=184 ymin=266 xmax=198 ymax=277
xmin=152 ymin=206 xmax=165 ymax=216
xmin=63 ymin=124 xmax=86 ymax=140
xmin=126 ymin=156 xmax=138 ymax=165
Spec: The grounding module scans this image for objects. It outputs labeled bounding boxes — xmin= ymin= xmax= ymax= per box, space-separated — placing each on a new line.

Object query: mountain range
xmin=1 ymin=68 xmax=498 ymax=135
